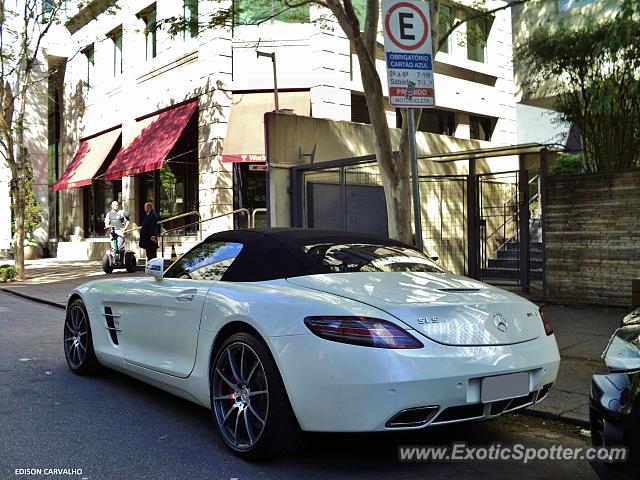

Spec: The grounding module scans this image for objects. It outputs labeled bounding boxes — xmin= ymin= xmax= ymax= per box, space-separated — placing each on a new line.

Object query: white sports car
xmin=64 ymin=228 xmax=560 ymax=459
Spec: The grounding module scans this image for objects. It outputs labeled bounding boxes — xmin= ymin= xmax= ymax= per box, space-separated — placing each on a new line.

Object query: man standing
xmin=104 ymin=200 xmax=130 ymax=264
xmin=140 ymin=202 xmax=159 ymax=260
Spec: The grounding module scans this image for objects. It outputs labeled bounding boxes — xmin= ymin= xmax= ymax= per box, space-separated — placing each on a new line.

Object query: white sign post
xmin=383 ymin=0 xmax=434 ymax=251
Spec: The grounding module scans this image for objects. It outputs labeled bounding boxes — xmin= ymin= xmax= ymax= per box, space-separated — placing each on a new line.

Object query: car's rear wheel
xmin=63 ymin=299 xmax=101 ymax=375
xmin=210 ymin=332 xmax=301 ymax=460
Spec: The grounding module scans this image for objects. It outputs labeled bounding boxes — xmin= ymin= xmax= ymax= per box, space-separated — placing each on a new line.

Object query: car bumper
xmin=268 ymin=332 xmax=560 ymax=432
xmin=589 ymin=370 xmax=640 ymax=467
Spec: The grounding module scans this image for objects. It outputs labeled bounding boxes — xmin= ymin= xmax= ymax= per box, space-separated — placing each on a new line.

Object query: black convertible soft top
xmin=204 ymin=228 xmax=410 ymax=282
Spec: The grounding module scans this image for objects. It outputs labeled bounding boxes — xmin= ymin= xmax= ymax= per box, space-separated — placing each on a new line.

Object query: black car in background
xmin=590 ymin=308 xmax=640 ymax=479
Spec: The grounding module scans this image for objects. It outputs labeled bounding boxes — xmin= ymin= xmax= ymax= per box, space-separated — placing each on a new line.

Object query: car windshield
xmin=302 ymin=243 xmax=445 ymax=274
xmin=164 ymin=242 xmax=243 ymax=280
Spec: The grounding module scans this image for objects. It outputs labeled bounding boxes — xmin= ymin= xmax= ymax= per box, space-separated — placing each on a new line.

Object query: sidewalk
xmin=0 ymin=259 xmax=626 ymax=426
xmin=0 ymin=258 xmax=144 ymax=308
xmin=523 ymin=304 xmax=622 ymax=426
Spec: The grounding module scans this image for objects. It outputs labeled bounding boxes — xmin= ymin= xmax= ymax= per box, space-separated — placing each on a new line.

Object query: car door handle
xmin=176 ymin=292 xmax=196 ymax=303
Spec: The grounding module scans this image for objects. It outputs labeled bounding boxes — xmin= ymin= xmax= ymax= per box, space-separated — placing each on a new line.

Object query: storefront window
xmin=233 ymin=164 xmax=267 ymax=229
xmin=139 ymin=111 xmax=199 ymax=235
xmin=158 ymin=159 xmax=198 ymax=231
xmin=83 ymin=180 xmax=122 ymax=238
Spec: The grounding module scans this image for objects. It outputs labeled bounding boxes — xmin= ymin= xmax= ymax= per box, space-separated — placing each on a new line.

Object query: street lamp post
xmin=256 ymin=50 xmax=279 ymax=112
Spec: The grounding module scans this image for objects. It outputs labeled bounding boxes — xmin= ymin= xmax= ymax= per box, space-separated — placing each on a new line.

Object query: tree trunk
xmin=350 ymin=36 xmax=414 ymax=245
xmin=14 ymin=204 xmax=25 ymax=281
xmin=10 ymin=177 xmax=26 ymax=280
xmin=384 ymin=152 xmax=413 ymax=244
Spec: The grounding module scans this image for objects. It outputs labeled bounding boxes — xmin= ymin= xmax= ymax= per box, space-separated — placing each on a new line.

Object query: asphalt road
xmin=0 ymin=292 xmax=599 ymax=480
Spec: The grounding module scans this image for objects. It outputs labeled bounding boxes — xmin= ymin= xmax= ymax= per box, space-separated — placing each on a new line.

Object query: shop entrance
xmin=233 ymin=164 xmax=267 ymax=228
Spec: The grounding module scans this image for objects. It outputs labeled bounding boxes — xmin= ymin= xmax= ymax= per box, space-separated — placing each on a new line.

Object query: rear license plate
xmin=481 ymin=372 xmax=529 ymax=403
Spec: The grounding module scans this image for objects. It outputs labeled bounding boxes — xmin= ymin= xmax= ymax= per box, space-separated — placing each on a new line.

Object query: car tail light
xmin=303 ymin=316 xmax=424 ymax=349
xmin=539 ymin=308 xmax=553 ymax=336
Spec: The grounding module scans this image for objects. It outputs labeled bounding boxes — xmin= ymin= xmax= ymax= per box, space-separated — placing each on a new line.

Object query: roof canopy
xmin=222 ymin=91 xmax=310 ymax=163
xmin=104 ymin=100 xmax=197 ymax=180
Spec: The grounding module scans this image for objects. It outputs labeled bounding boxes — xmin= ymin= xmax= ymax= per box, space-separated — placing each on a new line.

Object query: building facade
xmin=0 ymin=0 xmax=519 ymax=259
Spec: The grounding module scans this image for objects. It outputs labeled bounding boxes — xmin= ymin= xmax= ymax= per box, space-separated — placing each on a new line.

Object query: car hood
xmin=287 ymin=272 xmax=542 ymax=346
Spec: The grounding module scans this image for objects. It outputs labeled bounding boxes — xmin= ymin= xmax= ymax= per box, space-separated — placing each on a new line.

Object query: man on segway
xmin=104 ymin=200 xmax=130 ymax=267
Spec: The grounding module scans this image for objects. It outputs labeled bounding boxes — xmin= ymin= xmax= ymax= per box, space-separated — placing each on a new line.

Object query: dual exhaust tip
xmin=385 ymin=382 xmax=554 ymax=429
xmin=385 ymin=405 xmax=439 ymax=428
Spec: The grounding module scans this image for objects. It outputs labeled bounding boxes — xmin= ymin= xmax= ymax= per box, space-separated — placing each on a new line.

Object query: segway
xmin=102 ymin=226 xmax=137 ymax=274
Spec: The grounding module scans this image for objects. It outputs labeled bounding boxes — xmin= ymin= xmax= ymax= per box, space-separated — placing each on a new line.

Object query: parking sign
xmin=383 ymin=0 xmax=435 ymax=108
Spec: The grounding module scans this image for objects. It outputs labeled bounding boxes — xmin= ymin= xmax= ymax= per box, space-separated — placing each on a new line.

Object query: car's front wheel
xmin=63 ymin=299 xmax=101 ymax=375
xmin=210 ymin=332 xmax=301 ymax=460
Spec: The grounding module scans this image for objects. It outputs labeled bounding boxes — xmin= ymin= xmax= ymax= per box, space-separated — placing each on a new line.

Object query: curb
xmin=520 ymin=407 xmax=590 ymax=429
xmin=0 ymin=288 xmax=66 ymax=310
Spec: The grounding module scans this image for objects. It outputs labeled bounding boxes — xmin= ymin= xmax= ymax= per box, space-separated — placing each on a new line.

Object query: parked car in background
xmin=590 ymin=307 xmax=640 ymax=478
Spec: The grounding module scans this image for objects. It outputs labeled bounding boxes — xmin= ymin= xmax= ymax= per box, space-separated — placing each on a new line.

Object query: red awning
xmin=222 ymin=91 xmax=310 ymax=163
xmin=103 ymin=101 xmax=197 ymax=180
xmin=52 ymin=128 xmax=121 ymax=192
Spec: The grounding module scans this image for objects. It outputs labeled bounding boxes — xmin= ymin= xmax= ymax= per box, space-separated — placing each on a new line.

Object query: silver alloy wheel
xmin=64 ymin=305 xmax=88 ymax=368
xmin=212 ymin=342 xmax=269 ymax=451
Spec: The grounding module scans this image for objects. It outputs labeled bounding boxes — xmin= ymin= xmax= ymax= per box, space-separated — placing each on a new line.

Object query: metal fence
xmin=290 ymin=146 xmax=554 ymax=296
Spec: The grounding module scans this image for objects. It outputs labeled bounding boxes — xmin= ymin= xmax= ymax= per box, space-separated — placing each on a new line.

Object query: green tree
xmin=164 ymin=0 xmax=525 ymax=244
xmin=0 ymin=0 xmax=65 ymax=279
xmin=17 ymin=155 xmax=43 ymax=238
xmin=516 ymin=0 xmax=640 ymax=172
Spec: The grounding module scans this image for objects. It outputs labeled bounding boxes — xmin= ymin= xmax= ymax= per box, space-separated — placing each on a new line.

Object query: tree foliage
xmin=550 ymin=152 xmax=583 ymax=175
xmin=516 ymin=0 xmax=640 ymax=172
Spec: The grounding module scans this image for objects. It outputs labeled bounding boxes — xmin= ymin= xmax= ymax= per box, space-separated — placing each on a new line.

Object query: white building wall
xmin=231 ymin=2 xmax=517 ymax=145
xmin=3 ymin=0 xmax=520 ymax=256
xmin=51 ymin=0 xmax=235 ymax=242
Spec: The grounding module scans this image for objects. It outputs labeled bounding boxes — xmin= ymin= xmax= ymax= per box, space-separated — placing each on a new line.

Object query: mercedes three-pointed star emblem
xmin=493 ymin=313 xmax=508 ymax=332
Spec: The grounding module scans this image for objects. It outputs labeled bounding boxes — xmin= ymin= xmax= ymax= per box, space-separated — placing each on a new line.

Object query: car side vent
xmin=438 ymin=288 xmax=480 ymax=293
xmin=103 ymin=306 xmax=119 ymax=345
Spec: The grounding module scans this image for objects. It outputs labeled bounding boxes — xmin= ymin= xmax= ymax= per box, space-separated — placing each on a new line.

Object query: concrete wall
xmin=545 ymin=170 xmax=640 ymax=307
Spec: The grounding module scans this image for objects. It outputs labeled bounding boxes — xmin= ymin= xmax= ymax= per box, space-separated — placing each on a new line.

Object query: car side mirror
xmin=145 ymin=258 xmax=164 ymax=280
xmin=430 ymin=256 xmax=439 ymax=262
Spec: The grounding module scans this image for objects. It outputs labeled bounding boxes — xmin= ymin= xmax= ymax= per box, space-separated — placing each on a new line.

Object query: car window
xmin=302 ymin=243 xmax=445 ymax=274
xmin=164 ymin=242 xmax=243 ymax=280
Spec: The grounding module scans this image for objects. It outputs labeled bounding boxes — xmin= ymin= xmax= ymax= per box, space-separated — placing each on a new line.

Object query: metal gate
xmin=290 ymin=147 xmax=551 ymax=296
xmin=478 ymin=171 xmax=521 ymax=285
xmin=292 ymin=158 xmax=389 ymax=237
xmin=420 ymin=176 xmax=468 ymax=274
